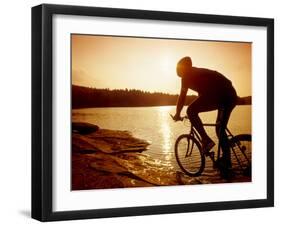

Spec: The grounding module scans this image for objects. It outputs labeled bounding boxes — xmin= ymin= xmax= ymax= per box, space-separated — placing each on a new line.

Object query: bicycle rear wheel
xmin=229 ymin=134 xmax=252 ymax=176
xmin=175 ymin=134 xmax=205 ymax=177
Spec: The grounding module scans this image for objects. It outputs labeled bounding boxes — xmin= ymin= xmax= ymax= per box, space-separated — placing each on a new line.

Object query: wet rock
xmin=72 ymin=122 xmax=99 ymax=134
xmin=176 ymin=172 xmax=209 ymax=185
xmin=112 ymin=153 xmax=179 ymax=186
xmin=72 ymin=128 xmax=150 ymax=154
xmin=88 ymin=152 xmax=180 ymax=186
xmin=89 ymin=153 xmax=128 ymax=174
xmin=72 ymin=153 xmax=153 ymax=189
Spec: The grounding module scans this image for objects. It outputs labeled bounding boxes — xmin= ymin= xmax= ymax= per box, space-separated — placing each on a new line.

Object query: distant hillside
xmin=72 ymin=85 xmax=251 ymax=109
xmin=73 ymin=85 xmax=192 ymax=108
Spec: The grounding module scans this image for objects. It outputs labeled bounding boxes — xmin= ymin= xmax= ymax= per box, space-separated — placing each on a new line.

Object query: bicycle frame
xmin=171 ymin=112 xmax=250 ymax=170
xmin=187 ymin=120 xmax=235 ymax=161
xmin=186 ymin=120 xmax=250 ymax=172
xmin=173 ymin=114 xmax=251 ymax=175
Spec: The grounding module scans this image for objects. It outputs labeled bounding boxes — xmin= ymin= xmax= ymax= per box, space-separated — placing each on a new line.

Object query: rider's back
xmin=182 ymin=67 xmax=233 ymax=95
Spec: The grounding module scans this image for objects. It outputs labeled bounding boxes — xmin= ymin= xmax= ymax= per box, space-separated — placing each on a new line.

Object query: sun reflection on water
xmin=158 ymin=106 xmax=173 ymax=161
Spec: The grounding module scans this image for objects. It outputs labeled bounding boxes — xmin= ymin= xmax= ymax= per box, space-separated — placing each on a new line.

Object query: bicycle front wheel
xmin=175 ymin=134 xmax=205 ymax=177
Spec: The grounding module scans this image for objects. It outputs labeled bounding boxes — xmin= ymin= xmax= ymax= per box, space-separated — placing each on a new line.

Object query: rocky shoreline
xmin=72 ymin=122 xmax=206 ymax=190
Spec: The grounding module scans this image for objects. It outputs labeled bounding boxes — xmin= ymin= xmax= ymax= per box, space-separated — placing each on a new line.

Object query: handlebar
xmin=169 ymin=113 xmax=188 ymax=122
xmin=169 ymin=113 xmax=219 ymax=126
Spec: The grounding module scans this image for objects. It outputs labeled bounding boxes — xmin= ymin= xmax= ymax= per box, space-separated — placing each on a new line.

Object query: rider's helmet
xmin=176 ymin=56 xmax=192 ymax=77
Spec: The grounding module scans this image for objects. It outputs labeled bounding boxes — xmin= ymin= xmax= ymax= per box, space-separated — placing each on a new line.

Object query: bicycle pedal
xmin=206 ymin=151 xmax=215 ymax=159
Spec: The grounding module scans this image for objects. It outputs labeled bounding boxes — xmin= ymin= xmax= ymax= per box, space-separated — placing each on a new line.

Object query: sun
xmin=160 ymin=56 xmax=177 ymax=75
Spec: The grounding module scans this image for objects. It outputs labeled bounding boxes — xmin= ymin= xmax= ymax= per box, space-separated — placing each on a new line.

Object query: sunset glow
xmin=71 ymin=34 xmax=252 ymax=190
xmin=72 ymin=34 xmax=251 ymax=96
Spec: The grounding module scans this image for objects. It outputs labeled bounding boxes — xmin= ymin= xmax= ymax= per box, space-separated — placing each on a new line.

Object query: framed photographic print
xmin=32 ymin=4 xmax=274 ymax=222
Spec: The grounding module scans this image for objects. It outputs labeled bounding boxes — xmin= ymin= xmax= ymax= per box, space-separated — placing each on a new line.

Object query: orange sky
xmin=72 ymin=34 xmax=251 ymax=96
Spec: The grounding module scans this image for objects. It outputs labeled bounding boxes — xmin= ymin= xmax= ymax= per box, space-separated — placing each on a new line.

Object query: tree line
xmin=72 ymin=85 xmax=251 ymax=109
xmin=73 ymin=85 xmax=192 ymax=108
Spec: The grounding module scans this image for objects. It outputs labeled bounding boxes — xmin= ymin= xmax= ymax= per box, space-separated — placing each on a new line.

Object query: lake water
xmin=72 ymin=106 xmax=251 ymax=171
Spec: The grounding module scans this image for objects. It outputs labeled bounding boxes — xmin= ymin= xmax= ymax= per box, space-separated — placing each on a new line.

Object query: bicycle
xmin=171 ymin=114 xmax=251 ymax=178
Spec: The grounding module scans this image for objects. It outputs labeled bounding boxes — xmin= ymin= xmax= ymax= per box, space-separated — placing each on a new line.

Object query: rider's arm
xmin=175 ymin=79 xmax=188 ymax=118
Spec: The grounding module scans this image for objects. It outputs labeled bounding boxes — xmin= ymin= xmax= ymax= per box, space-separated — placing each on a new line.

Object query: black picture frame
xmin=32 ymin=3 xmax=274 ymax=222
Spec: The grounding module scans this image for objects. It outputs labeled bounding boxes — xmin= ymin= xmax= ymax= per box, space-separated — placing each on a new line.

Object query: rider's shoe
xmin=216 ymin=157 xmax=234 ymax=179
xmin=215 ymin=156 xmax=232 ymax=168
xmin=202 ymin=140 xmax=215 ymax=155
xmin=220 ymin=168 xmax=235 ymax=180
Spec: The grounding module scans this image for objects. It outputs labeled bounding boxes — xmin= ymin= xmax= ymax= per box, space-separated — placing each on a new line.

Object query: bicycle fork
xmin=185 ymin=138 xmax=195 ymax=157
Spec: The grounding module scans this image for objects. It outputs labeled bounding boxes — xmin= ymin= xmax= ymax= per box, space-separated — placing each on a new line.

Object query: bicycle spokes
xmin=185 ymin=139 xmax=194 ymax=157
xmin=229 ymin=135 xmax=251 ymax=176
xmin=185 ymin=138 xmax=190 ymax=158
xmin=175 ymin=134 xmax=205 ymax=177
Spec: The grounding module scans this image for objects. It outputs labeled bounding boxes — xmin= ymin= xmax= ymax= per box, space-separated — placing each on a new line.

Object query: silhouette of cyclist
xmin=172 ymin=56 xmax=237 ymax=173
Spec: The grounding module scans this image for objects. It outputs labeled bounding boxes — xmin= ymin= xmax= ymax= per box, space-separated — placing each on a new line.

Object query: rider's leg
xmin=187 ymin=95 xmax=218 ymax=152
xmin=216 ymin=107 xmax=234 ymax=168
xmin=216 ymin=89 xmax=237 ymax=169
